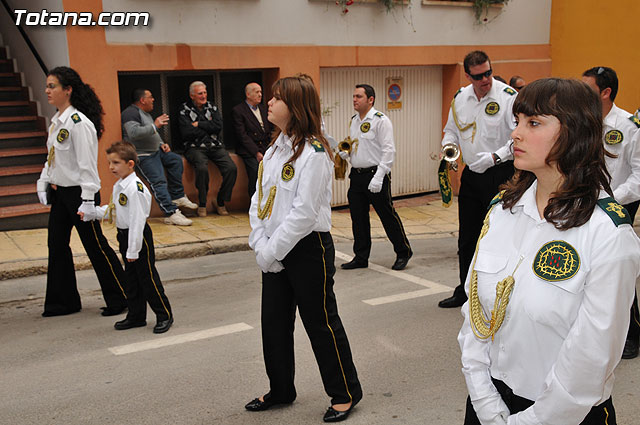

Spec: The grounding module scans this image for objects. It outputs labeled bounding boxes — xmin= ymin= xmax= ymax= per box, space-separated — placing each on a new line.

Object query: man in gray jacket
xmin=121 ymin=88 xmax=196 ymax=225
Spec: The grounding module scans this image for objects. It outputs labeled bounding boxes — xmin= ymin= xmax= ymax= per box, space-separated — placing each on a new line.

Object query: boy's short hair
xmin=106 ymin=141 xmax=138 ymax=163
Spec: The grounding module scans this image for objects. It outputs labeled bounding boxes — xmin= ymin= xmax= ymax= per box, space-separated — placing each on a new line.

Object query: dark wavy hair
xmin=501 ymin=78 xmax=611 ymax=230
xmin=48 ymin=66 xmax=105 ymax=139
xmin=270 ymin=76 xmax=332 ymax=163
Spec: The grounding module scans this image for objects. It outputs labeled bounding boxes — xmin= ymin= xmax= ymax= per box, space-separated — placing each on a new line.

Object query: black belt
xmin=352 ymin=166 xmax=377 ymax=174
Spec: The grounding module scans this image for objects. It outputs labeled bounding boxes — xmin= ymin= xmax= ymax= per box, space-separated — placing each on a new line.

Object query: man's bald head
xmin=245 ymin=83 xmax=262 ymax=106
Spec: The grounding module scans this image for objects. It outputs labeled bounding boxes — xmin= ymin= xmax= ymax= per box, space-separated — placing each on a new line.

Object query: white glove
xmin=471 ymin=393 xmax=509 ymax=425
xmin=468 ymin=152 xmax=495 ymax=174
xmin=256 ymin=250 xmax=283 ymax=274
xmin=338 ymin=151 xmax=349 ymax=161
xmin=267 ymin=260 xmax=284 ymax=273
xmin=77 ymin=200 xmax=98 ymax=222
xmin=37 ymin=191 xmax=49 ymax=206
xmin=368 ymin=169 xmax=385 ymax=193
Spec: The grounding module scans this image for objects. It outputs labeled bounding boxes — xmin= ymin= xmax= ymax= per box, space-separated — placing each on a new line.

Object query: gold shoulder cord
xmin=451 ymin=97 xmax=477 ymax=143
xmin=257 ymin=161 xmax=276 ymax=220
xmin=102 ymin=195 xmax=115 ymax=224
xmin=469 ymin=204 xmax=524 ymax=341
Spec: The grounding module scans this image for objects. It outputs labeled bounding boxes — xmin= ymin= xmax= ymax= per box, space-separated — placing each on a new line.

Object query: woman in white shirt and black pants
xmin=459 ymin=78 xmax=640 ymax=425
xmin=245 ymin=76 xmax=362 ymax=423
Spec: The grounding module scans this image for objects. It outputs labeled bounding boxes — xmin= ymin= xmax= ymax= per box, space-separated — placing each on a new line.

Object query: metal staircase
xmin=0 ymin=45 xmax=49 ymax=231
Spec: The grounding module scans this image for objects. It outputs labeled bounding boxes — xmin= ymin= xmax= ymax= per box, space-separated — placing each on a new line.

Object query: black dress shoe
xmin=341 ymin=259 xmax=368 ymax=270
xmin=114 ymin=318 xmax=147 ymax=330
xmin=622 ymin=339 xmax=639 ymax=359
xmin=42 ymin=308 xmax=81 ymax=317
xmin=153 ymin=317 xmax=174 ymax=334
xmin=323 ymin=401 xmax=358 ymax=423
xmin=391 ymin=253 xmax=412 ymax=271
xmin=245 ymin=396 xmax=293 ymax=411
xmin=101 ymin=306 xmax=127 ymax=316
xmin=438 ymin=294 xmax=467 ymax=308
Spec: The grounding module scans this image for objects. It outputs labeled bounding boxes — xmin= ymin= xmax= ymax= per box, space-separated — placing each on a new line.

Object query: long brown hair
xmin=501 ymin=78 xmax=611 ymax=230
xmin=270 ymin=77 xmax=332 ymax=163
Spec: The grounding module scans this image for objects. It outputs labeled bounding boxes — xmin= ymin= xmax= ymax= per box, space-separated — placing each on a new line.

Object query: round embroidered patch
xmin=604 ymin=129 xmax=623 ymax=145
xmin=533 ymin=240 xmax=580 ymax=282
xmin=485 ymin=102 xmax=500 ymax=116
xmin=281 ymin=163 xmax=295 ymax=181
xmin=118 ymin=193 xmax=128 ymax=206
xmin=360 ymin=122 xmax=371 ymax=133
xmin=57 ymin=129 xmax=69 ymax=143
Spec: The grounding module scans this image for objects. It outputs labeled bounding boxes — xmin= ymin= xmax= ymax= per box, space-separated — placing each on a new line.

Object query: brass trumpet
xmin=334 ymin=137 xmax=358 ymax=180
xmin=442 ymin=143 xmax=460 ymax=171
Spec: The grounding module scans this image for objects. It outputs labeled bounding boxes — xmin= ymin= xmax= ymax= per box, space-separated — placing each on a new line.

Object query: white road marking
xmin=108 ymin=322 xmax=253 ymax=355
xmin=335 ymin=250 xmax=451 ymax=305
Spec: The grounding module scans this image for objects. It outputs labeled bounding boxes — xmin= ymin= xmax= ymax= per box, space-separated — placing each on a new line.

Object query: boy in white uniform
xmin=80 ymin=141 xmax=173 ymax=333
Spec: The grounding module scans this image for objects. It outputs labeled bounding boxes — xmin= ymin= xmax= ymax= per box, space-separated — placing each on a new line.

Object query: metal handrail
xmin=0 ymin=0 xmax=48 ymax=75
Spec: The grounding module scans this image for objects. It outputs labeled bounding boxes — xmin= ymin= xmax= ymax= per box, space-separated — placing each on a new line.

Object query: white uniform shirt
xmin=36 ymin=106 xmax=100 ymax=200
xmin=442 ymin=79 xmax=517 ymax=165
xmin=348 ymin=107 xmax=395 ymax=173
xmin=603 ymin=104 xmax=640 ymax=205
xmin=96 ymin=172 xmax=151 ymax=260
xmin=249 ymin=133 xmax=333 ymax=263
xmin=458 ymin=181 xmax=640 ymax=425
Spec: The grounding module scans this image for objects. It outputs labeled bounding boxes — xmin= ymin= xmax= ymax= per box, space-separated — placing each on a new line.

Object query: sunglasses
xmin=468 ymin=69 xmax=493 ymax=81
xmin=514 ymin=85 xmax=525 ymax=91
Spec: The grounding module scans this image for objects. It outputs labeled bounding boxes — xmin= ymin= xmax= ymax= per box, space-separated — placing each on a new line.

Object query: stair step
xmin=0 ymin=47 xmax=6 ymax=60
xmin=0 ymin=73 xmax=21 ymax=86
xmin=0 ymin=60 xmax=12 ymax=73
xmin=0 ymin=130 xmax=47 ymax=140
xmin=0 ymin=146 xmax=47 ymax=157
xmin=0 ymin=183 xmax=36 ymax=196
xmin=0 ymin=146 xmax=47 ymax=166
xmin=0 ymin=87 xmax=28 ymax=101
xmin=0 ymin=164 xmax=43 ymax=177
xmin=0 ymin=115 xmax=41 ymax=131
xmin=0 ymin=100 xmax=36 ymax=116
xmin=0 ymin=203 xmax=50 ymax=218
xmin=0 ymin=115 xmax=37 ymax=122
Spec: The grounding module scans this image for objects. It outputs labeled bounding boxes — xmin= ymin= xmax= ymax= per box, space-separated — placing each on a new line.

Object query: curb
xmin=0 ymin=237 xmax=252 ymax=281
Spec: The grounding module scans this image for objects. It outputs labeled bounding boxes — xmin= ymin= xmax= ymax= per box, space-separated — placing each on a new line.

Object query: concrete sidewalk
xmin=0 ymin=192 xmax=459 ymax=280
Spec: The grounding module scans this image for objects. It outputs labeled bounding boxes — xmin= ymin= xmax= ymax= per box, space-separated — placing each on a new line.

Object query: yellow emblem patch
xmin=604 ymin=129 xmax=623 ymax=145
xmin=281 ymin=163 xmax=295 ymax=181
xmin=57 ymin=129 xmax=69 ymax=143
xmin=485 ymin=102 xmax=500 ymax=116
xmin=118 ymin=193 xmax=128 ymax=206
xmin=533 ymin=240 xmax=580 ymax=282
xmin=136 ymin=181 xmax=144 ymax=192
xmin=606 ymin=202 xmax=626 ymax=218
xmin=360 ymin=122 xmax=371 ymax=133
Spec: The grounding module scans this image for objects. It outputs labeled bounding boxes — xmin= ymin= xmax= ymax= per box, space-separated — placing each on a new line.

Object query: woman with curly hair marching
xmin=37 ymin=66 xmax=127 ymax=317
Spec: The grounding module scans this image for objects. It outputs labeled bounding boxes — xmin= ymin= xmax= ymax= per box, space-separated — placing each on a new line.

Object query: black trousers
xmin=453 ymin=162 xmax=514 ymax=300
xmin=184 ymin=147 xmax=237 ymax=207
xmin=260 ymin=232 xmax=362 ymax=406
xmin=117 ymin=225 xmax=172 ymax=322
xmin=44 ymin=186 xmax=127 ymax=315
xmin=464 ymin=378 xmax=616 ymax=425
xmin=347 ymin=168 xmax=412 ymax=262
xmin=239 ymin=154 xmax=259 ymax=198
xmin=623 ymin=200 xmax=640 ymax=342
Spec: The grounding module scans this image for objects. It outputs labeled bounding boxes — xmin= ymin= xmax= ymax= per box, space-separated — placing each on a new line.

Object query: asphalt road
xmin=1 ymin=236 xmax=639 ymax=425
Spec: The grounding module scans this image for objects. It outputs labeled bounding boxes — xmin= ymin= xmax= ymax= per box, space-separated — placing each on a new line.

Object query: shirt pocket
xmin=474 ymin=250 xmax=510 ymax=306
xmin=523 ymin=269 xmax=586 ymax=329
xmin=52 ymin=128 xmax=73 ymax=151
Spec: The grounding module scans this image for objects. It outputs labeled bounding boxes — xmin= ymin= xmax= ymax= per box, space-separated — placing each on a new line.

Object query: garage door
xmin=320 ymin=66 xmax=443 ymax=206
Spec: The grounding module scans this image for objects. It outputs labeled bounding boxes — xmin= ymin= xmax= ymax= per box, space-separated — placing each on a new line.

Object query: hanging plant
xmin=472 ymin=0 xmax=510 ymax=24
xmin=335 ymin=0 xmax=410 ymax=15
xmin=336 ymin=0 xmax=354 ymax=14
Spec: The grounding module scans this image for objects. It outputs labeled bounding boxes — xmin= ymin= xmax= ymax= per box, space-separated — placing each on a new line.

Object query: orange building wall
xmin=551 ymin=1 xmax=640 ymax=113
xmin=63 ymin=0 xmax=551 ymax=212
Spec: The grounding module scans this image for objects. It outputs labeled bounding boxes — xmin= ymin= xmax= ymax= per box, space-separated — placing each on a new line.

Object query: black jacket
xmin=178 ymin=100 xmax=223 ymax=150
xmin=231 ymin=101 xmax=272 ymax=157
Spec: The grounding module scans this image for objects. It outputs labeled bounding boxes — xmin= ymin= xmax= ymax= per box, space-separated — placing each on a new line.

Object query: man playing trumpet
xmin=339 ymin=84 xmax=412 ymax=271
xmin=437 ymin=50 xmax=517 ymax=309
